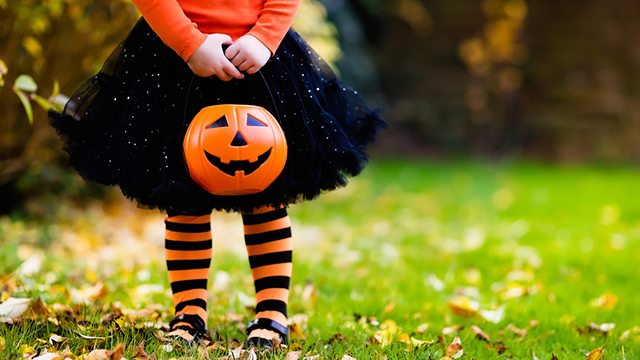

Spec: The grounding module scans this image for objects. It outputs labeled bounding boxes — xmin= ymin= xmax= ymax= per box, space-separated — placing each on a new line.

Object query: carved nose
xmin=230 ymin=131 xmax=248 ymax=147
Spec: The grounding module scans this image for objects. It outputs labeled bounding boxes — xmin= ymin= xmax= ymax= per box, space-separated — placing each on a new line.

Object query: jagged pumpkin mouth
xmin=204 ymin=148 xmax=273 ymax=176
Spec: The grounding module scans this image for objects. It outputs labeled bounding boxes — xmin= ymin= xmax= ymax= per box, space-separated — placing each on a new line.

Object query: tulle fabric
xmin=50 ymin=19 xmax=385 ymax=213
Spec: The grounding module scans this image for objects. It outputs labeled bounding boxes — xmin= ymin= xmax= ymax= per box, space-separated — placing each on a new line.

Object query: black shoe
xmin=167 ymin=313 xmax=208 ymax=343
xmin=245 ymin=318 xmax=289 ymax=349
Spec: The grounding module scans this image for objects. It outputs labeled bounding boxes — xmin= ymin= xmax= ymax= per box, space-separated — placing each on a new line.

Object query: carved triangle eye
xmin=207 ymin=115 xmax=229 ymax=129
xmin=247 ymin=114 xmax=267 ymax=127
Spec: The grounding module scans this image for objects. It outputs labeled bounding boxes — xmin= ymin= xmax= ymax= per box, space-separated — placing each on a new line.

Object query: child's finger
xmin=224 ymin=45 xmax=240 ymax=61
xmin=237 ymin=59 xmax=251 ymax=71
xmin=246 ymin=65 xmax=260 ymax=75
xmin=222 ymin=62 xmax=244 ymax=80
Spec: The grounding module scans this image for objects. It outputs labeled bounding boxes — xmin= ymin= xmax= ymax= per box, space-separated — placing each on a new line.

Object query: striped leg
xmin=242 ymin=206 xmax=292 ymax=345
xmin=164 ymin=213 xmax=212 ymax=341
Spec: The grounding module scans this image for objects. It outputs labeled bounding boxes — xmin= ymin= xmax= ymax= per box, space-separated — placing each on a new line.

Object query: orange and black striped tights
xmin=164 ymin=206 xmax=292 ymax=340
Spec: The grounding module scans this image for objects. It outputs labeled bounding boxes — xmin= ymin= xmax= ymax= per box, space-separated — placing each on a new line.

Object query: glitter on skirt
xmin=49 ymin=19 xmax=386 ymax=213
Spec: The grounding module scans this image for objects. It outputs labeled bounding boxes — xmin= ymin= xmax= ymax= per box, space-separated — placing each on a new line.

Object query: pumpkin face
xmin=183 ymin=104 xmax=287 ymax=195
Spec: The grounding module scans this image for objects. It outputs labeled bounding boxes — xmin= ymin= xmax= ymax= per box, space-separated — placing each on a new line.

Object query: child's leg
xmin=164 ymin=212 xmax=212 ymax=340
xmin=241 ymin=206 xmax=292 ymax=343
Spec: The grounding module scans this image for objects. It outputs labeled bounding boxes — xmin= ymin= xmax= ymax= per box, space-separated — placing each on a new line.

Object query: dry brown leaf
xmin=70 ymin=282 xmax=108 ymax=304
xmin=471 ymin=325 xmax=490 ymax=342
xmin=444 ymin=336 xmax=463 ymax=358
xmin=86 ymin=343 xmax=124 ymax=360
xmin=285 ymin=351 xmax=302 ymax=360
xmin=0 ymin=297 xmax=31 ymax=322
xmin=132 ymin=340 xmax=149 ymax=359
xmin=442 ymin=325 xmax=462 ymax=335
xmin=448 ymin=296 xmax=479 ymax=317
xmin=506 ymin=324 xmax=527 ymax=337
xmin=26 ymin=298 xmax=50 ymax=319
xmin=289 ymin=322 xmax=306 ymax=340
xmin=586 ymin=346 xmax=605 ymax=360
xmin=327 ymin=333 xmax=347 ymax=344
xmin=590 ymin=293 xmax=618 ymax=310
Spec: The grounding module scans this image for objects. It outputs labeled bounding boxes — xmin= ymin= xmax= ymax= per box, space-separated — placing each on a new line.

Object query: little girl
xmin=50 ymin=0 xmax=384 ymax=348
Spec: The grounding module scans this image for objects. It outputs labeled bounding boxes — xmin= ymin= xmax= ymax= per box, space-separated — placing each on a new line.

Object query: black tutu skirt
xmin=50 ymin=19 xmax=385 ymax=213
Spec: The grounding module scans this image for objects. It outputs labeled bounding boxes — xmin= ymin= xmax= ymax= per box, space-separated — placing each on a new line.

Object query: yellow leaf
xmin=21 ymin=344 xmax=35 ymax=355
xmin=0 ymin=336 xmax=5 ymax=352
xmin=22 ymin=36 xmax=43 ymax=57
xmin=590 ymin=293 xmax=618 ymax=310
xmin=383 ymin=301 xmax=396 ymax=314
xmin=448 ymin=295 xmax=479 ymax=317
xmin=586 ymin=346 xmax=605 ymax=360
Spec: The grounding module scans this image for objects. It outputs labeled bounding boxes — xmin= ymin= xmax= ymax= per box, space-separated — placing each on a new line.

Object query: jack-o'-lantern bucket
xmin=183 ymin=104 xmax=287 ymax=195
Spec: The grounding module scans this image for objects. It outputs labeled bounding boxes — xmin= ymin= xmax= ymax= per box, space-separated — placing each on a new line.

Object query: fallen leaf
xmin=416 ymin=323 xmax=429 ymax=333
xmin=0 ymin=336 xmax=5 ymax=352
xmin=480 ymin=307 xmax=505 ymax=323
xmin=49 ymin=333 xmax=65 ymax=345
xmin=397 ymin=332 xmax=436 ymax=350
xmin=86 ymin=343 xmax=124 ymax=360
xmin=442 ymin=325 xmax=462 ymax=335
xmin=27 ymin=298 xmax=50 ymax=319
xmin=132 ymin=340 xmax=149 ymax=359
xmin=444 ymin=336 xmax=463 ymax=358
xmin=471 ymin=325 xmax=490 ymax=342
xmin=285 ymin=351 xmax=302 ymax=360
xmin=506 ymin=324 xmax=527 ymax=337
xmin=341 ymin=355 xmax=356 ymax=360
xmin=620 ymin=326 xmax=640 ymax=341
xmin=383 ymin=301 xmax=396 ymax=314
xmin=327 ymin=333 xmax=347 ymax=344
xmin=70 ymin=282 xmax=108 ymax=304
xmin=589 ymin=322 xmax=615 ymax=334
xmin=590 ymin=293 xmax=618 ymax=310
xmin=448 ymin=296 xmax=479 ymax=317
xmin=0 ymin=297 xmax=31 ymax=322
xmin=31 ymin=353 xmax=62 ymax=360
xmin=289 ymin=322 xmax=306 ymax=340
xmin=426 ymin=274 xmax=445 ymax=292
xmin=586 ymin=346 xmax=605 ymax=360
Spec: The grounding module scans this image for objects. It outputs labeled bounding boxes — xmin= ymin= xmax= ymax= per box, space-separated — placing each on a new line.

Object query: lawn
xmin=1 ymin=157 xmax=640 ymax=359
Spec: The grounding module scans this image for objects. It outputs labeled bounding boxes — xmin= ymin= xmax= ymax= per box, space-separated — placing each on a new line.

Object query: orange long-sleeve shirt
xmin=131 ymin=0 xmax=301 ymax=61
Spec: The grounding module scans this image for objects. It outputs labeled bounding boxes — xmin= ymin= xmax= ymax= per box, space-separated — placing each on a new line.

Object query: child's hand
xmin=187 ymin=34 xmax=244 ymax=81
xmin=224 ymin=35 xmax=271 ymax=75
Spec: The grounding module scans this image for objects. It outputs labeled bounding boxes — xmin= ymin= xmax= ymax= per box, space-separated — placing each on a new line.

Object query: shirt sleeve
xmin=130 ymin=0 xmax=207 ymax=61
xmin=247 ymin=0 xmax=302 ymax=55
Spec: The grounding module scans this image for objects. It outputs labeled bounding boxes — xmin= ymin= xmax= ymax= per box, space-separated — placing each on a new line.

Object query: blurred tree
xmin=0 ymin=0 xmax=340 ymax=215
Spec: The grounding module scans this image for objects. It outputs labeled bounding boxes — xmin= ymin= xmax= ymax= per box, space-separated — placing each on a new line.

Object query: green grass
xmin=2 ymin=157 xmax=640 ymax=358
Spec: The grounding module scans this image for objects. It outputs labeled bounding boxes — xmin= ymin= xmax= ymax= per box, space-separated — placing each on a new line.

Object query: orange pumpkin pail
xmin=183 ymin=104 xmax=287 ymax=195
